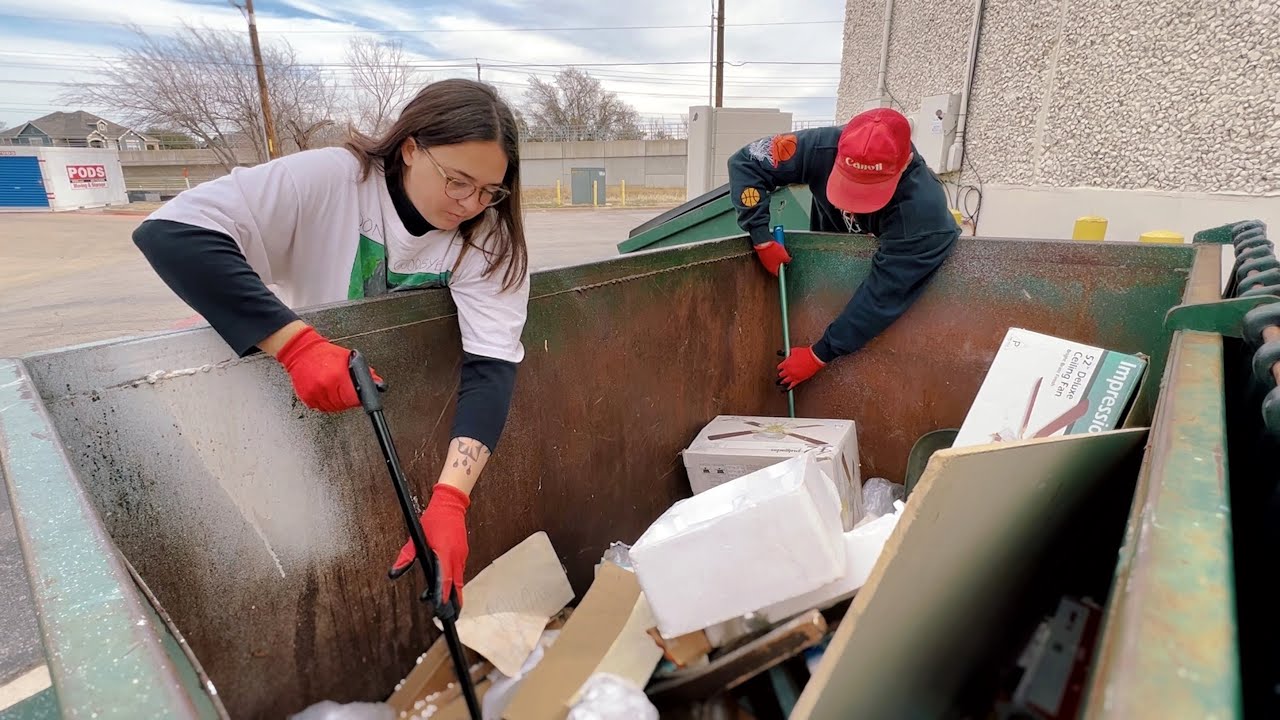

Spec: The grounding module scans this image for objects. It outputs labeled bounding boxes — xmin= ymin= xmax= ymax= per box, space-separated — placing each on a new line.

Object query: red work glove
xmin=753 ymin=241 xmax=792 ymax=277
xmin=777 ymin=346 xmax=826 ymax=390
xmin=389 ymin=484 xmax=470 ymax=606
xmin=275 ymin=325 xmax=382 ymax=412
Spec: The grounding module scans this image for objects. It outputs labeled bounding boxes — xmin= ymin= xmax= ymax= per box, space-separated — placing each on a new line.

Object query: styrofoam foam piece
xmin=759 ymin=500 xmax=905 ymax=624
xmin=630 ymin=452 xmax=846 ymax=638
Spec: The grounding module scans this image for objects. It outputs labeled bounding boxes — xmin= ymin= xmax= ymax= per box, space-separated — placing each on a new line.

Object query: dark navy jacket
xmin=728 ymin=125 xmax=960 ymax=362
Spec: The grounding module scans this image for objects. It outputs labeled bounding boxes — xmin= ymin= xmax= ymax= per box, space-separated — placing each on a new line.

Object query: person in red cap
xmin=728 ymin=107 xmax=959 ymax=390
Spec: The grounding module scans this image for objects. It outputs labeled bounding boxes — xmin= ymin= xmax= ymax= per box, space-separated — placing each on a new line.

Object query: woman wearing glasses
xmin=132 ymin=78 xmax=527 ymax=605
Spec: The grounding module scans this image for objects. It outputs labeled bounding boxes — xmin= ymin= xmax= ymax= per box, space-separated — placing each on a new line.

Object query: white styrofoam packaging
xmin=682 ymin=415 xmax=864 ymax=531
xmin=630 ymin=452 xmax=846 ymax=639
xmin=759 ymin=500 xmax=905 ymax=624
xmin=953 ymin=328 xmax=1148 ymax=449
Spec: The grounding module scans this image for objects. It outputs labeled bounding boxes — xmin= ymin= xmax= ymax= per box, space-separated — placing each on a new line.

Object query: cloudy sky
xmin=0 ymin=0 xmax=847 ymax=132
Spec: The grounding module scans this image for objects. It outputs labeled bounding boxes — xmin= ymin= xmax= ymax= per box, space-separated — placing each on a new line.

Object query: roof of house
xmin=0 ymin=111 xmax=155 ymax=141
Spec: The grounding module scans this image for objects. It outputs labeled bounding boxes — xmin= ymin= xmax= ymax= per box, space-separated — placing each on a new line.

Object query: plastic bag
xmin=600 ymin=541 xmax=634 ymax=571
xmin=288 ymin=700 xmax=394 ymax=720
xmin=861 ymin=478 xmax=905 ymax=520
xmin=566 ymin=673 xmax=658 ymax=720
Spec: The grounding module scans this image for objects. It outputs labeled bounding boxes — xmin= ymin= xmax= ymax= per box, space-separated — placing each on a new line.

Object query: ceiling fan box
xmin=682 ymin=415 xmax=863 ymax=530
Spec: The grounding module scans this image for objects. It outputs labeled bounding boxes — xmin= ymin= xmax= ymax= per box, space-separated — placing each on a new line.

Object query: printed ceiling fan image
xmin=707 ymin=419 xmax=830 ymax=446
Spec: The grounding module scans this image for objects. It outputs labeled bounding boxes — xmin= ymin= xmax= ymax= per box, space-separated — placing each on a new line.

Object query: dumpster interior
xmin=1225 ymin=335 xmax=1280 ymax=719
xmin=7 ymin=232 xmax=1208 ymax=718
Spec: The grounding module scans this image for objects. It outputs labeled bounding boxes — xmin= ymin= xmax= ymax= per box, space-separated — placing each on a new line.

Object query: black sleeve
xmin=811 ymin=229 xmax=958 ymax=362
xmin=727 ymin=129 xmax=820 ymax=247
xmin=451 ymin=352 xmax=518 ymax=452
xmin=132 ymin=219 xmax=300 ymax=357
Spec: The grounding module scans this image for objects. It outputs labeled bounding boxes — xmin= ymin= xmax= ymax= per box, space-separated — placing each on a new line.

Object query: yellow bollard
xmin=1072 ymin=216 xmax=1108 ymax=242
xmin=621 ymin=180 xmax=627 ymax=207
xmin=949 ymin=208 xmax=962 ymax=228
xmin=593 ymin=180 xmax=598 ymax=208
xmin=1139 ymin=230 xmax=1184 ymax=244
xmin=556 ymin=179 xmax=562 ymax=207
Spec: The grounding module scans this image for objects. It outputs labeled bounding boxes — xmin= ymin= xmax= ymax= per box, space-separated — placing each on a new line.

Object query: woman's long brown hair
xmin=344 ymin=78 xmax=527 ymax=291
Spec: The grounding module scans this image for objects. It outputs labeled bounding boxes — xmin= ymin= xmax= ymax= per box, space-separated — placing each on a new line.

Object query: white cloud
xmin=0 ymin=0 xmax=846 ymax=128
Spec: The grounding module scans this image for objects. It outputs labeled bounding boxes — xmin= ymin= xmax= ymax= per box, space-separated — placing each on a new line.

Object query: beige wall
xmin=838 ymin=0 xmax=1279 ymax=238
xmin=120 ymin=141 xmax=687 ymax=194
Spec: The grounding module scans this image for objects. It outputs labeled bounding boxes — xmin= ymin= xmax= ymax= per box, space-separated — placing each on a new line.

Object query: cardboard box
xmin=631 ymin=452 xmax=846 ymax=638
xmin=682 ymin=415 xmax=864 ymax=530
xmin=953 ymin=329 xmax=1147 ymax=449
xmin=502 ymin=563 xmax=663 ymax=720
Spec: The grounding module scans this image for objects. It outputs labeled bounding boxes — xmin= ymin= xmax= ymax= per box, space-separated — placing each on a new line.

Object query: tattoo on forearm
xmin=451 ymin=439 xmax=490 ymax=476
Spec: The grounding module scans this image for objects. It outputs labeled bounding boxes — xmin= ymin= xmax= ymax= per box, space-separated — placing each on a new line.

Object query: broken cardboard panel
xmin=683 ymin=415 xmax=864 ymax=530
xmin=790 ymin=429 xmax=1148 ymax=720
xmin=953 ymin=328 xmax=1148 ymax=449
xmin=503 ymin=562 xmax=664 ymax=720
xmin=435 ymin=531 xmax=575 ymax=677
xmin=632 ymin=452 xmax=845 ymax=639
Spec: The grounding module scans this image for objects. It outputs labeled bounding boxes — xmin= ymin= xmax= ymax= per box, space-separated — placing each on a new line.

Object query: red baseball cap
xmin=826 ymin=108 xmax=913 ymax=213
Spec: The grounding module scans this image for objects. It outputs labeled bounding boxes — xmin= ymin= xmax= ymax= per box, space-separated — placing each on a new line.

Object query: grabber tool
xmin=348 ymin=350 xmax=481 ymax=720
xmin=774 ymin=225 xmax=796 ymax=418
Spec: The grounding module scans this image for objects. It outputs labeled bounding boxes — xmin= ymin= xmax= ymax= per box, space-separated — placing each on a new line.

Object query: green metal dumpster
xmin=617 ymin=183 xmax=812 ymax=254
xmin=0 ymin=227 xmax=1242 ymax=719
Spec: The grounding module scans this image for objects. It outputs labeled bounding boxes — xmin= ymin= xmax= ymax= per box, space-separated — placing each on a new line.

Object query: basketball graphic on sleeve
xmin=770 ymin=134 xmax=798 ymax=167
xmin=740 ymin=187 xmax=761 ymax=207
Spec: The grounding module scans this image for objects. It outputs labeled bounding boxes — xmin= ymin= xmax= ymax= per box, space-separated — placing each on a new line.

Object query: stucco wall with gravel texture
xmin=837 ymin=0 xmax=1279 ymax=195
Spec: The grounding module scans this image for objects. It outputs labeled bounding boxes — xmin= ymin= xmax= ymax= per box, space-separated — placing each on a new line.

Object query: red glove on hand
xmin=389 ymin=484 xmax=470 ymax=606
xmin=777 ymin=346 xmax=826 ymax=390
xmin=753 ymin=241 xmax=792 ymax=277
xmin=275 ymin=325 xmax=382 ymax=412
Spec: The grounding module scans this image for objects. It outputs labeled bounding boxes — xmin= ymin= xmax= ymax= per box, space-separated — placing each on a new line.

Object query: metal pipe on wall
xmin=876 ymin=0 xmax=895 ymax=104
xmin=951 ymin=0 xmax=987 ymax=171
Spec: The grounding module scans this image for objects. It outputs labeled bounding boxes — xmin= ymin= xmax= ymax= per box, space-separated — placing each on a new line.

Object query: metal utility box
xmin=912 ymin=92 xmax=962 ymax=174
xmin=570 ymin=167 xmax=605 ymax=205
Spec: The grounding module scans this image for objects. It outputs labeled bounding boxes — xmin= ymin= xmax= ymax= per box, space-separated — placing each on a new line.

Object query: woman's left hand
xmin=389 ymin=483 xmax=470 ymax=605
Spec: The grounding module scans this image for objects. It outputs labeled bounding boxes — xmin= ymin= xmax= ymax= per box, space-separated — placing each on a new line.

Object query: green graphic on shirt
xmin=348 ymin=234 xmax=451 ymax=299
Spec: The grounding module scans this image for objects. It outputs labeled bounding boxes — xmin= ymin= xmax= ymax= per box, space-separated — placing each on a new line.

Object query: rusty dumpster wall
xmin=783 ymin=234 xmax=1193 ymax=483
xmin=19 ymin=239 xmax=774 ymax=719
xmin=16 ymin=234 xmax=1196 ymax=718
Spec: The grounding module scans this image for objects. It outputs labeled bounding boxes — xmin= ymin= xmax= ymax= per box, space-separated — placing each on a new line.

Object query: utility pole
xmin=714 ymin=0 xmax=725 ymax=107
xmin=237 ymin=0 xmax=279 ymax=159
xmin=476 ymin=59 xmax=482 ymax=81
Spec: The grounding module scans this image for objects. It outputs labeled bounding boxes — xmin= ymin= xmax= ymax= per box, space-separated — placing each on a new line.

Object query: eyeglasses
xmin=422 ymin=147 xmax=510 ymax=207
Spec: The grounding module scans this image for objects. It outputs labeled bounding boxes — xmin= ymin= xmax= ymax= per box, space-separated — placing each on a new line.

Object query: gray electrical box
xmin=912 ymin=92 xmax=962 ymax=173
xmin=570 ymin=167 xmax=606 ymax=205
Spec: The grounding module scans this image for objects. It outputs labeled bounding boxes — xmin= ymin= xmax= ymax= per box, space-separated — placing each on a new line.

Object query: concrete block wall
xmin=838 ymin=0 xmax=1280 ymax=240
xmin=517 ymin=139 xmax=687 ymax=189
xmin=119 ymin=142 xmax=687 ymax=193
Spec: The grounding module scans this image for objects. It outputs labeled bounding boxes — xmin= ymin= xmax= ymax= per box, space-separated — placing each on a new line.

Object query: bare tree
xmin=522 ymin=68 xmax=641 ymax=142
xmin=346 ymin=37 xmax=425 ymax=134
xmin=59 ymin=23 xmax=338 ymax=169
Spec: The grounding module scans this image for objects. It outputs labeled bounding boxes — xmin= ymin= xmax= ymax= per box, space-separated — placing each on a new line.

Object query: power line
xmin=0 ymin=76 xmax=837 ymax=102
xmin=0 ymin=11 xmax=843 ymax=34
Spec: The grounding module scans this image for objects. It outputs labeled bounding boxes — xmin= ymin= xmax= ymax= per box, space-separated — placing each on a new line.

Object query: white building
xmin=837 ymin=0 xmax=1279 ymax=242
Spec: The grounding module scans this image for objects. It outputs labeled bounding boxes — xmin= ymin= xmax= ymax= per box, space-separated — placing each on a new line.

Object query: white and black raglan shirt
xmin=132 ymin=146 xmax=530 ymax=452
